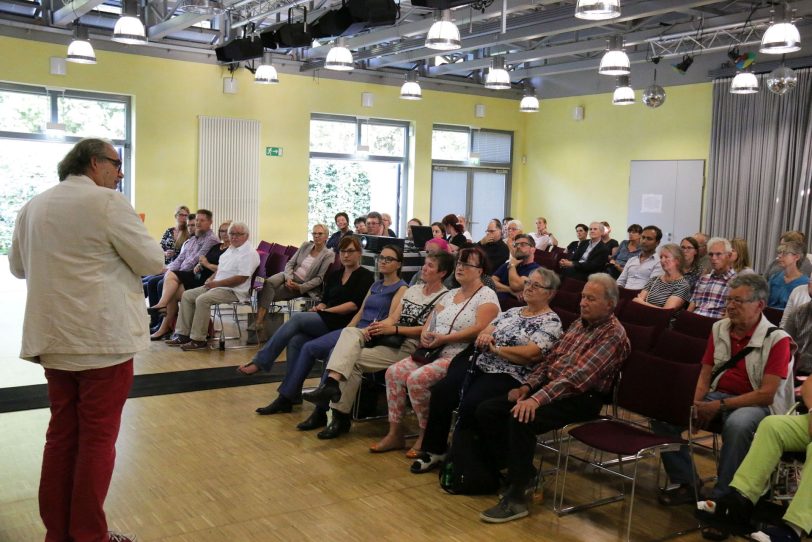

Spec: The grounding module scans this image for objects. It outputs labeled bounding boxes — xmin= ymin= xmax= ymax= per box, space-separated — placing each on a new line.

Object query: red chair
xmin=618 ymin=287 xmax=641 ymax=302
xmin=559 ymin=277 xmax=586 ymax=293
xmin=265 ymin=251 xmax=288 ymax=276
xmin=650 ymin=329 xmax=708 ymax=364
xmin=534 ymin=251 xmax=561 ymax=273
xmin=553 ymin=353 xmax=702 ymax=540
xmin=618 ymin=302 xmax=674 ymax=337
xmin=764 ymin=307 xmax=784 ymax=326
xmin=554 ymin=308 xmax=578 ymax=331
xmin=621 ymin=322 xmax=657 ymax=353
xmin=327 ymin=251 xmax=342 ymax=275
xmin=551 ymin=290 xmax=581 ymax=314
xmin=672 ymin=310 xmax=718 ymax=339
xmin=500 ymin=296 xmax=526 ymax=311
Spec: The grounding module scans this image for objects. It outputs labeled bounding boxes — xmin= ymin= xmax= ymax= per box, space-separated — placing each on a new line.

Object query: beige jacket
xmin=9 ymin=175 xmax=164 ymax=362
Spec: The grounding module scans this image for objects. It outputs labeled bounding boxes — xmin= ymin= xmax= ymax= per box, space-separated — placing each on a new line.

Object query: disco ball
xmin=766 ymin=66 xmax=797 ymax=95
xmin=642 ymin=83 xmax=666 ymax=108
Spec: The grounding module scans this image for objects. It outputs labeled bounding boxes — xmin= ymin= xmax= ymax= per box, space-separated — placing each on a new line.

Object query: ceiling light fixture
xmin=598 ymin=35 xmax=630 ymax=76
xmin=425 ymin=10 xmax=461 ymax=51
xmin=325 ymin=37 xmax=354 ymax=71
xmin=760 ymin=2 xmax=801 ymax=54
xmin=67 ymin=22 xmax=96 ymax=64
xmin=574 ymin=0 xmax=620 ymax=20
xmin=642 ymin=68 xmax=665 ymax=108
xmin=400 ymin=71 xmax=422 ymax=100
xmin=730 ymin=71 xmax=759 ymax=94
xmin=766 ymin=64 xmax=797 ymax=95
xmin=612 ymin=75 xmax=635 ymax=105
xmin=254 ymin=52 xmax=279 ymax=84
xmin=112 ymin=0 xmax=147 ymax=45
xmin=672 ymin=54 xmax=694 ymax=75
xmin=484 ymin=56 xmax=511 ymax=90
xmin=519 ymin=83 xmax=539 ymax=112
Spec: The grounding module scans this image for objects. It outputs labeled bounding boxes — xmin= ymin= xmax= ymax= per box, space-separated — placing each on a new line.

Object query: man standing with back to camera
xmin=9 ymin=138 xmax=164 ymax=542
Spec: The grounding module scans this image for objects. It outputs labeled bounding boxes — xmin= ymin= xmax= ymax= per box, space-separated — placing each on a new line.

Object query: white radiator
xmin=198 ymin=116 xmax=260 ymax=241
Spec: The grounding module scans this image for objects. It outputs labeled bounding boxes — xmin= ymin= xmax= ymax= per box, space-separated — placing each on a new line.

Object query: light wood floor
xmin=0 ymin=360 xmax=714 ymax=542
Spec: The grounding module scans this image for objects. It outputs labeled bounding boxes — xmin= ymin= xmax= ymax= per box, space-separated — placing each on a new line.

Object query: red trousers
xmin=40 ymin=360 xmax=134 ymax=542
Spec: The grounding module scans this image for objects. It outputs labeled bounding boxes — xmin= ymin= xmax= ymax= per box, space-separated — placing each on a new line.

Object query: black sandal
xmin=658 ymin=484 xmax=697 ymax=506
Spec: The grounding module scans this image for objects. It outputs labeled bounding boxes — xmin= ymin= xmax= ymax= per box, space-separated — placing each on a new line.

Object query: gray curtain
xmin=706 ymin=67 xmax=812 ymax=273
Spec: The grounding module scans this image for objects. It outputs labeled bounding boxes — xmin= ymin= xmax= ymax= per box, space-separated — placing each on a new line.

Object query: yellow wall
xmin=0 ymin=35 xmax=525 ymax=244
xmin=520 ymin=83 xmax=713 ymax=241
xmin=2 ymin=35 xmax=715 ymax=247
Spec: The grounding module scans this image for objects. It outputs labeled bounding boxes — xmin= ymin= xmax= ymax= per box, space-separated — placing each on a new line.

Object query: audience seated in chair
xmin=476 ymin=219 xmax=510 ymax=272
xmin=565 ymin=223 xmax=588 ymax=259
xmin=529 ymin=217 xmax=558 ymax=253
xmin=159 ymin=205 xmax=191 ymax=264
xmin=476 ymin=273 xmax=630 ymax=523
xmin=632 ymin=243 xmax=691 ymax=310
xmin=616 ymin=225 xmax=663 ymax=289
xmin=365 ymin=211 xmax=386 ymax=236
xmin=302 ymin=251 xmax=456 ymax=441
xmin=763 ymin=230 xmax=812 ymax=279
xmin=253 ymin=223 xmax=335 ymax=330
xmin=729 ymin=237 xmax=755 ymax=275
xmin=680 ymin=236 xmax=704 ymax=290
xmin=767 ymin=241 xmax=809 ymax=310
xmin=654 ymin=274 xmax=795 ymax=506
xmin=376 ymin=247 xmax=500 ymax=456
xmin=491 ymin=233 xmax=539 ymax=305
xmin=411 ymin=268 xmax=563 ymax=474
xmin=244 ymin=244 xmax=406 ymax=438
xmin=559 ymin=222 xmax=610 ymax=282
xmin=165 ymin=222 xmax=259 ymax=351
xmin=144 ymin=211 xmax=194 ymax=328
xmin=688 ymin=237 xmax=737 ymax=319
xmin=607 ymin=223 xmax=642 ymax=278
xmin=784 ymin=282 xmax=812 ymax=377
xmin=326 ymin=212 xmax=353 ymax=250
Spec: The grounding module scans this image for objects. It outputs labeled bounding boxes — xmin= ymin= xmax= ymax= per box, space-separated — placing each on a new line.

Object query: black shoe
xmin=255 ymin=396 xmax=293 ymax=415
xmin=302 ymin=378 xmax=341 ymax=405
xmin=297 ymin=408 xmax=328 ymax=431
xmin=316 ymin=409 xmax=351 ymax=439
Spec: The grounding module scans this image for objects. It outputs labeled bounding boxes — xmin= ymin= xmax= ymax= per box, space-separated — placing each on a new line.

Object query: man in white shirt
xmin=169 ymin=222 xmax=260 ymax=351
xmin=617 ymin=225 xmax=664 ymax=289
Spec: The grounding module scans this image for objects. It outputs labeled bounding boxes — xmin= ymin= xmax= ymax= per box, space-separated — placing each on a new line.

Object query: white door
xmin=627 ymin=160 xmax=704 ymax=244
xmin=430 ymin=167 xmax=507 ymax=240
xmin=430 ymin=168 xmax=468 ymax=224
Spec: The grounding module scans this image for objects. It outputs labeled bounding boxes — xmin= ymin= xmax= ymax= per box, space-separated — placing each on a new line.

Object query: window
xmin=308 ymin=115 xmax=410 ymax=236
xmin=0 ymin=83 xmax=132 ymax=255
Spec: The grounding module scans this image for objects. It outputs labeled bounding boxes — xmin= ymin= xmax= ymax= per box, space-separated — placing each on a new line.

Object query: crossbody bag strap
xmin=711 ymin=326 xmax=779 ymax=383
xmin=444 ymin=286 xmax=483 ymax=335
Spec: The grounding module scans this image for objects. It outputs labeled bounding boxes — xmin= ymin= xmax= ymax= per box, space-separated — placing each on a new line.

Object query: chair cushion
xmin=569 ymin=419 xmax=686 ymax=456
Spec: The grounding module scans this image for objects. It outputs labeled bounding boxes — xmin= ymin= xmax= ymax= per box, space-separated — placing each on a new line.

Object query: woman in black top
xmin=442 ymin=213 xmax=468 ymax=249
xmin=238 ymin=236 xmax=374 ymax=375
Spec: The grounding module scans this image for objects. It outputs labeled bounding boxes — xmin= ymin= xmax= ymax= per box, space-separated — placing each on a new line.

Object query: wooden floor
xmin=1 ymin=348 xmax=715 ymax=542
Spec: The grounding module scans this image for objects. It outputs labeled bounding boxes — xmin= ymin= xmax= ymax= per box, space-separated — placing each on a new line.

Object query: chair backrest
xmin=327 ymin=252 xmax=342 ymax=275
xmin=534 ymin=251 xmax=561 ymax=273
xmin=550 ymin=290 xmax=581 ymax=314
xmin=554 ymin=308 xmax=578 ymax=331
xmin=499 ymin=296 xmax=526 ymax=311
xmin=559 ymin=277 xmax=586 ymax=293
xmin=284 ymin=245 xmax=299 ymax=258
xmin=266 ymin=251 xmax=289 ymax=275
xmin=651 ymin=329 xmax=708 ymax=364
xmin=618 ymin=302 xmax=675 ymax=334
xmin=618 ymin=287 xmax=641 ymax=301
xmin=256 ymin=250 xmax=270 ymax=280
xmin=616 ymin=351 xmax=701 ymax=427
xmin=551 ymin=246 xmax=568 ymax=259
xmin=622 ymin=322 xmax=657 ymax=353
xmin=763 ymin=307 xmax=784 ymax=326
xmin=257 ymin=240 xmax=273 ymax=253
xmin=672 ymin=310 xmax=718 ymax=339
xmin=268 ymin=243 xmax=286 ymax=255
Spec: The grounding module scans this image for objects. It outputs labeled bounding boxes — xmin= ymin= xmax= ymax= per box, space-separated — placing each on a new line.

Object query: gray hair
xmin=228 ymin=222 xmax=250 ymax=237
xmin=587 ymin=272 xmax=619 ymax=308
xmin=514 ymin=233 xmax=536 ymax=248
xmin=508 ymin=219 xmax=523 ymax=231
xmin=728 ymin=273 xmax=769 ymax=303
xmin=590 ymin=221 xmax=607 ymax=234
xmin=313 ymin=223 xmax=329 ymax=235
xmin=707 ymin=237 xmax=732 ymax=253
xmin=659 ymin=243 xmax=685 ymax=270
xmin=57 ymin=138 xmax=115 ymax=181
xmin=530 ymin=267 xmax=560 ymax=291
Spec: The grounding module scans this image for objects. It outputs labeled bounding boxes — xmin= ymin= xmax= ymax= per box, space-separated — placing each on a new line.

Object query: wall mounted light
xmin=612 ymin=75 xmax=635 ymax=105
xmin=599 ymin=35 xmax=630 ymax=76
xmin=325 ymin=38 xmax=354 ymax=71
xmin=730 ymin=71 xmax=759 ymax=94
xmin=67 ymin=23 xmax=96 ymax=64
xmin=761 ymin=2 xmax=801 ymax=54
xmin=575 ymin=0 xmax=620 ymax=20
xmin=254 ymin=52 xmax=279 ymax=84
xmin=112 ymin=0 xmax=147 ymax=45
xmin=484 ymin=56 xmax=511 ymax=90
xmin=425 ymin=10 xmax=460 ymax=51
xmin=400 ymin=71 xmax=422 ymax=100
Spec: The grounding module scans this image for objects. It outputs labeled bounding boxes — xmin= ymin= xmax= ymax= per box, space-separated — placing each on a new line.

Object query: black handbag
xmin=365 ymin=290 xmax=447 ymax=351
xmin=412 ymin=287 xmax=481 ymax=364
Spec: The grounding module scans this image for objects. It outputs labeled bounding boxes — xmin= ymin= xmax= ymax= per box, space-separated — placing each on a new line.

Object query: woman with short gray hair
xmin=767 ymin=241 xmax=809 ymax=309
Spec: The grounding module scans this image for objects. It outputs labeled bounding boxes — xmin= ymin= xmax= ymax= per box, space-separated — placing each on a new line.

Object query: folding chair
xmin=618 ymin=302 xmax=674 ymax=339
xmin=211 ymin=249 xmax=268 ymax=350
xmin=621 ymin=322 xmax=657 ymax=353
xmin=673 ymin=310 xmax=718 ymax=339
xmin=650 ymin=329 xmax=707 ymax=364
xmin=554 ymin=353 xmax=702 ymax=541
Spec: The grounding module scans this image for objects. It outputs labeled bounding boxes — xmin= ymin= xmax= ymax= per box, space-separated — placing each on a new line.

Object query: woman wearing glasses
xmin=375 ymin=247 xmax=500 ymax=458
xmin=253 ymin=223 xmax=335 ymax=330
xmin=159 ymin=205 xmax=191 ymax=264
xmin=679 ymin=237 xmax=702 ymax=289
xmin=632 ymin=244 xmax=692 ymax=310
xmin=149 ymin=220 xmax=232 ymax=340
xmin=245 ymin=245 xmax=407 ymax=423
xmin=411 ymin=268 xmax=563 ymax=473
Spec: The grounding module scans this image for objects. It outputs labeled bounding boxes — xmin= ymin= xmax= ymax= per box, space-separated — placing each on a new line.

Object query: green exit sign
xmin=265 ymin=147 xmax=283 ymax=157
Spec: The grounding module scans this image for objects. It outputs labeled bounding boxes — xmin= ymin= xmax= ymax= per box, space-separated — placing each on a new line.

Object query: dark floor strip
xmin=0 ymin=362 xmax=315 ymax=413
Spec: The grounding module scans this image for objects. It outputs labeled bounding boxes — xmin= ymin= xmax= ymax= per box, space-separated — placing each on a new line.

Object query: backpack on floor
xmin=439 ymin=427 xmax=502 ymax=495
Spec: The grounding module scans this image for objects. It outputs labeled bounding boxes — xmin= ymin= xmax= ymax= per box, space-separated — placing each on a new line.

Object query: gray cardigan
xmin=284 ymin=241 xmax=335 ymax=296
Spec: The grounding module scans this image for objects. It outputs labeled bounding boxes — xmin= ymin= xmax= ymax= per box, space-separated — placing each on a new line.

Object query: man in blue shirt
xmin=492 ymin=233 xmax=540 ymax=304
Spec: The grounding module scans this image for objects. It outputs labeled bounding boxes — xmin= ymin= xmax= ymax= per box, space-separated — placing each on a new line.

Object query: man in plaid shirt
xmin=478 ymin=273 xmax=631 ymax=523
xmin=688 ymin=237 xmax=736 ymax=318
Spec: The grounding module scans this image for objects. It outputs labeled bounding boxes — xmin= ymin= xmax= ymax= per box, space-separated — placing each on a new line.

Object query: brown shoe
xmin=165 ymin=335 xmax=190 ymax=346
xmin=180 ymin=339 xmax=209 ymax=351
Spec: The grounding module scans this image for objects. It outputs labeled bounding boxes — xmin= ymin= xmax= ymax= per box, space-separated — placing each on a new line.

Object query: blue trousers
xmin=653 ymin=390 xmax=770 ymax=499
xmin=252 ymin=312 xmax=330 ymax=373
xmin=142 ymin=274 xmax=165 ymax=326
xmin=276 ymin=329 xmax=343 ymax=402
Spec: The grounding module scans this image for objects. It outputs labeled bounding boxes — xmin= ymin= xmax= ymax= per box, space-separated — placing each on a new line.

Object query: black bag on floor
xmin=247 ymin=310 xmax=285 ymax=343
xmin=439 ymin=427 xmax=501 ymax=495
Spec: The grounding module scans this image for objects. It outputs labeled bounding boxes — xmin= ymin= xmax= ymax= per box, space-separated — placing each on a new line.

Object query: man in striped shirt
xmin=478 ymin=273 xmax=631 ymax=523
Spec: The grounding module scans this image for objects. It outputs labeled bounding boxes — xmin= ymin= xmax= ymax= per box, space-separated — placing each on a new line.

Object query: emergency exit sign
xmin=265 ymin=147 xmax=283 ymax=157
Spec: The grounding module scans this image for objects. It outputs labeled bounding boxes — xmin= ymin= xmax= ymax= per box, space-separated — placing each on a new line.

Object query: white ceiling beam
xmin=52 ymin=0 xmax=106 ymax=26
xmin=148 ymin=12 xmax=215 ymax=39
